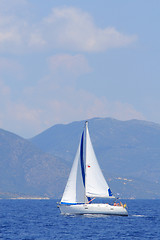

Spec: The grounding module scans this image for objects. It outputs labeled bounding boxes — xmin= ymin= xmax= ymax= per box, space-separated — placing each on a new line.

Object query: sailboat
xmin=59 ymin=121 xmax=128 ymax=216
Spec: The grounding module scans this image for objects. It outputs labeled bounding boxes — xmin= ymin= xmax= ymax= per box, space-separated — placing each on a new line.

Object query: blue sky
xmin=0 ymin=0 xmax=160 ymax=138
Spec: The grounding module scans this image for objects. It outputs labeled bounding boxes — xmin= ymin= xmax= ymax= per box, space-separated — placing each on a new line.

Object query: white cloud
xmin=0 ymin=15 xmax=26 ymax=53
xmin=0 ymin=79 xmax=145 ymax=138
xmin=48 ymin=54 xmax=91 ymax=77
xmin=0 ymin=79 xmax=43 ymax=136
xmin=45 ymin=89 xmax=144 ymax=124
xmin=0 ymin=6 xmax=137 ymax=53
xmin=0 ymin=0 xmax=28 ymax=13
xmin=0 ymin=5 xmax=140 ymax=137
xmin=28 ymin=32 xmax=46 ymax=47
xmin=43 ymin=7 xmax=137 ymax=52
xmin=27 ymin=87 xmax=144 ymax=133
xmin=0 ymin=52 xmax=145 ymax=138
xmin=0 ymin=0 xmax=30 ymax=52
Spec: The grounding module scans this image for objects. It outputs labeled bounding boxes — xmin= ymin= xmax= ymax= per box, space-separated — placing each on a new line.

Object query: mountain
xmin=0 ymin=117 xmax=160 ymax=199
xmin=31 ymin=118 xmax=160 ymax=199
xmin=0 ymin=128 xmax=69 ymax=198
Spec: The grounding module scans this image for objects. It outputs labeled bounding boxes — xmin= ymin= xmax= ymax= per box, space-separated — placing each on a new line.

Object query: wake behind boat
xmin=58 ymin=121 xmax=128 ymax=216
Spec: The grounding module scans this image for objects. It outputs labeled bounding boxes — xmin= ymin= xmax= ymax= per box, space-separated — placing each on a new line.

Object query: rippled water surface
xmin=0 ymin=199 xmax=160 ymax=239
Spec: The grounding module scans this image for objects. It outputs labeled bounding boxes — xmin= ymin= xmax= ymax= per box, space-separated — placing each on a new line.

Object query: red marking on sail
xmin=88 ymin=165 xmax=91 ymax=168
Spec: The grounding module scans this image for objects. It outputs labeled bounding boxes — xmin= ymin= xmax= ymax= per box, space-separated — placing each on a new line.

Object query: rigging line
xmin=86 ymin=198 xmax=96 ymax=204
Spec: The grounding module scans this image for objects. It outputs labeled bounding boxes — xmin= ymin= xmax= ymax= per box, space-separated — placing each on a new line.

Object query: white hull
xmin=59 ymin=203 xmax=128 ymax=216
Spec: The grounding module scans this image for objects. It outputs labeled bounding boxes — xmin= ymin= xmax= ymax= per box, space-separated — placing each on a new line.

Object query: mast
xmin=84 ymin=121 xmax=88 ymax=203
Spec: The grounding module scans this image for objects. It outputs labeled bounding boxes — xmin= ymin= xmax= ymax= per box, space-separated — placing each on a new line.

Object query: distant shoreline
xmin=0 ymin=197 xmax=50 ymax=200
xmin=1 ymin=198 xmax=160 ymax=200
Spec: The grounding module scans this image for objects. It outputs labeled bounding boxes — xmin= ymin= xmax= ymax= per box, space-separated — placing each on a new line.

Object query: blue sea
xmin=0 ymin=199 xmax=160 ymax=240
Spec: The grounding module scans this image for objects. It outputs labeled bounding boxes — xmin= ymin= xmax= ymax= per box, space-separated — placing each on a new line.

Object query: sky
xmin=0 ymin=0 xmax=160 ymax=138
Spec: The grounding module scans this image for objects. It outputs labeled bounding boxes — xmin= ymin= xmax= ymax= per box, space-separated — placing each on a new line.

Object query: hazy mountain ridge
xmin=31 ymin=118 xmax=160 ymax=199
xmin=0 ymin=128 xmax=69 ymax=198
xmin=0 ymin=118 xmax=160 ymax=199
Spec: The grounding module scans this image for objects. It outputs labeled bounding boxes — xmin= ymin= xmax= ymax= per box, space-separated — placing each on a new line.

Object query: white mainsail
xmin=85 ymin=122 xmax=113 ymax=198
xmin=61 ymin=132 xmax=85 ymax=204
